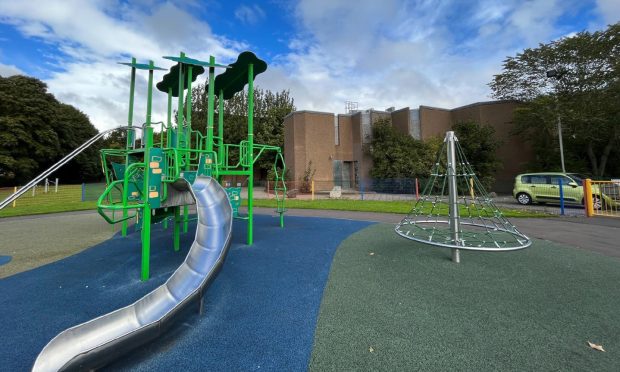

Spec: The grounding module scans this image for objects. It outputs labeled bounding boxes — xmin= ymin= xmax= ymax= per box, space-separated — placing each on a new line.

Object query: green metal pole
xmin=247 ymin=63 xmax=254 ymax=245
xmin=183 ymin=65 xmax=193 ymax=234
xmin=141 ymin=60 xmax=155 ymax=281
xmin=166 ymin=88 xmax=172 ymax=147
xmin=122 ymin=57 xmax=137 ymax=237
xmin=164 ymin=88 xmax=172 ymax=231
xmin=207 ymin=56 xmax=215 ymax=153
xmin=218 ymin=89 xmax=224 ymax=176
xmin=174 ymin=53 xmax=185 ymax=245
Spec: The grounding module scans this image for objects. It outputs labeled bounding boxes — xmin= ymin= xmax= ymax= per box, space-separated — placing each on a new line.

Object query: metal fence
xmin=262 ymin=178 xmax=432 ymax=201
xmin=585 ymin=179 xmax=620 ymax=218
xmin=0 ymin=180 xmax=89 ymax=217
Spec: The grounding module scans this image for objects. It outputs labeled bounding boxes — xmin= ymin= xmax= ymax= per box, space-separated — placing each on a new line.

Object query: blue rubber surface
xmin=0 ymin=215 xmax=372 ymax=371
xmin=0 ymin=255 xmax=11 ymax=266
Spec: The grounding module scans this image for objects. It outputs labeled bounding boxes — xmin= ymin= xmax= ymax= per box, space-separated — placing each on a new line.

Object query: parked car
xmin=512 ymin=172 xmax=612 ymax=210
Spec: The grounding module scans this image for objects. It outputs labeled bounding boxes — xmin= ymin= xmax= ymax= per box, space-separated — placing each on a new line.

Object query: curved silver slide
xmin=32 ymin=176 xmax=233 ymax=371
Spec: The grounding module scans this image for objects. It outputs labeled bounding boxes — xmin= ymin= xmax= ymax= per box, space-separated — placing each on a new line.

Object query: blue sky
xmin=0 ymin=0 xmax=618 ymax=131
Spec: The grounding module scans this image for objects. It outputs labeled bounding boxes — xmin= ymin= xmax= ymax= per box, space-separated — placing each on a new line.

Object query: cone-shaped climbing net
xmin=395 ymin=131 xmax=531 ymax=257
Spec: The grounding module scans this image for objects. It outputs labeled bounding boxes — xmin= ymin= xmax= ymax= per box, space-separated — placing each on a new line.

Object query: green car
xmin=512 ymin=172 xmax=609 ymax=210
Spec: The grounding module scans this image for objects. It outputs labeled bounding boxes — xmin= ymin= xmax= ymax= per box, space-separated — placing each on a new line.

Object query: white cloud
xmin=596 ymin=0 xmax=620 ymax=25
xmin=0 ymin=0 xmax=615 ymax=132
xmin=0 ymin=62 xmax=23 ymax=76
xmin=234 ymin=5 xmax=266 ymax=25
xmin=257 ymin=0 xmax=587 ymax=115
xmin=0 ymin=0 xmax=242 ymax=131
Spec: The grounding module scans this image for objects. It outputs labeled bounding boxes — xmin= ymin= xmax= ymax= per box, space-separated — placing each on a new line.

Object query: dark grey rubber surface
xmin=253 ymin=208 xmax=620 ymax=259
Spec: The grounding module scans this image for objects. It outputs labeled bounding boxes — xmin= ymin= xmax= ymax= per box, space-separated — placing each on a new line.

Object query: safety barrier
xmin=584 ymin=179 xmax=620 ymax=218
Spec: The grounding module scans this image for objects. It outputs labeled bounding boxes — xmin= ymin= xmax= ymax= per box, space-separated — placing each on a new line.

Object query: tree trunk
xmin=598 ymin=139 xmax=614 ymax=177
xmin=586 ymin=143 xmax=599 ymax=176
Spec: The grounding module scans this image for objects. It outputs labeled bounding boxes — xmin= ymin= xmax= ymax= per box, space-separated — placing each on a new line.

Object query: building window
xmin=334 ymin=116 xmax=340 ymax=145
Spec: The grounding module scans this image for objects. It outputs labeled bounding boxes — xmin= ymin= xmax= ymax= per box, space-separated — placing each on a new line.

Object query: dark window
xmin=530 ymin=175 xmax=548 ymax=184
xmin=550 ymin=176 xmax=573 ymax=186
xmin=568 ymin=174 xmax=584 ymax=186
xmin=521 ymin=175 xmax=531 ymax=184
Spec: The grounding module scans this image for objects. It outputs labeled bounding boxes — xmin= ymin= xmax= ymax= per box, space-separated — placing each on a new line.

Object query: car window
xmin=550 ymin=176 xmax=573 ymax=185
xmin=521 ymin=175 xmax=531 ymax=184
xmin=530 ymin=175 xmax=548 ymax=184
xmin=568 ymin=174 xmax=584 ymax=186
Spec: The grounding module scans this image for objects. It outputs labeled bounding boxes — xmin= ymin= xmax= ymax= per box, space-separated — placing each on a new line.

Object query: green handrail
xmin=97 ymin=162 xmax=146 ymax=224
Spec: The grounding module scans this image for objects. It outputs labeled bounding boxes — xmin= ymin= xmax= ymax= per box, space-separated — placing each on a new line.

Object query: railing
xmin=584 ymin=179 xmax=620 ymax=217
xmin=96 ymin=162 xmax=146 ymax=224
xmin=0 ymin=126 xmax=132 ymax=210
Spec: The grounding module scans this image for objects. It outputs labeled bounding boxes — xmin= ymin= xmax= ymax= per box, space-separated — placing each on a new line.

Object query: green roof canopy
xmin=209 ymin=51 xmax=267 ymax=100
xmin=156 ymin=63 xmax=205 ymax=96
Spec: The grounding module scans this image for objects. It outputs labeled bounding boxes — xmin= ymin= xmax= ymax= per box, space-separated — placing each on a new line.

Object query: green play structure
xmin=96 ymin=51 xmax=287 ymax=281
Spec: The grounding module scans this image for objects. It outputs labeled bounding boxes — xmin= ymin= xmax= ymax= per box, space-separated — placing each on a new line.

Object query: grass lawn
xmin=1 ymin=184 xmax=548 ymax=218
xmin=310 ymin=224 xmax=620 ymax=371
xmin=0 ymin=185 xmax=99 ymax=218
xmin=251 ymin=198 xmax=549 ymax=218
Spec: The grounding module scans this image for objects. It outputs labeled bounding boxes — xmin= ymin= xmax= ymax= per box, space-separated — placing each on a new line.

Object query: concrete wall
xmin=450 ymin=101 xmax=532 ymax=192
xmin=391 ymin=107 xmax=411 ymax=136
xmin=419 ymin=106 xmax=452 ymax=140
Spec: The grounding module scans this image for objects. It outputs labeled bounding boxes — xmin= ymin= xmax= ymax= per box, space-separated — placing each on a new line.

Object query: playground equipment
xmin=395 ymin=131 xmax=531 ymax=262
xmin=32 ymin=176 xmax=232 ymax=371
xmin=0 ymin=50 xmax=288 ymax=370
xmin=94 ymin=51 xmax=286 ymax=280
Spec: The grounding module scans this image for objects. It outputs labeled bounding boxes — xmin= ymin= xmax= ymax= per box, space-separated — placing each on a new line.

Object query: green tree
xmin=0 ymin=75 xmax=101 ymax=185
xmin=452 ymin=121 xmax=501 ymax=190
xmin=369 ymin=118 xmax=435 ymax=179
xmin=489 ymin=23 xmax=620 ymax=177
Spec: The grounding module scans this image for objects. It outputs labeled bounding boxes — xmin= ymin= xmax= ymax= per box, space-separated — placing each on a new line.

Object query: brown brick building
xmin=283 ymin=100 xmax=533 ymax=193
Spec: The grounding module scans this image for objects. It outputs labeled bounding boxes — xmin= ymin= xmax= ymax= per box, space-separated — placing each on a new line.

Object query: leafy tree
xmin=0 ymin=75 xmax=101 ymax=186
xmin=369 ymin=118 xmax=435 ymax=179
xmin=489 ymin=23 xmax=620 ymax=177
xmin=452 ymin=121 xmax=501 ymax=190
xmin=190 ymin=86 xmax=295 ymax=178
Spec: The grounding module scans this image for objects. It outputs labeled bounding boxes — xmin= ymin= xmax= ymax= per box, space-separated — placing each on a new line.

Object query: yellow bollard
xmin=311 ymin=180 xmax=315 ymax=201
xmin=13 ymin=186 xmax=17 ymax=207
xmin=584 ymin=179 xmax=593 ymax=217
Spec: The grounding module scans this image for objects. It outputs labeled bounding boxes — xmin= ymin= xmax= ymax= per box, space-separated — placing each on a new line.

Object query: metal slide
xmin=32 ymin=176 xmax=233 ymax=371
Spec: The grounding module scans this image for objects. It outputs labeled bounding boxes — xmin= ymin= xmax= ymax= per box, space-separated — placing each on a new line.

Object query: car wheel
xmin=592 ymin=195 xmax=604 ymax=210
xmin=516 ymin=192 xmax=532 ymax=205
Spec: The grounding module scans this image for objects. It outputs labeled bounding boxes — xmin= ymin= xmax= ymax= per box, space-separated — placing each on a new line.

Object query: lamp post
xmin=546 ymin=69 xmax=566 ymax=173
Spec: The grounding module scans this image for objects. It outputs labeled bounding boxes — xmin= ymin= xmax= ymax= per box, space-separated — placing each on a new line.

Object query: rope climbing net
xmin=395 ymin=131 xmax=531 ymax=252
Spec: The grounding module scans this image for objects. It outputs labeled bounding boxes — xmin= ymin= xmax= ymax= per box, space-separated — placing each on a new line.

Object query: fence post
xmin=584 ymin=179 xmax=593 ymax=217
xmin=81 ymin=183 xmax=86 ymax=202
xmin=311 ymin=180 xmax=315 ymax=201
xmin=32 ymin=185 xmax=36 ymax=197
xmin=558 ymin=177 xmax=565 ymax=215
xmin=55 ymin=178 xmax=59 ymax=193
xmin=415 ymin=178 xmax=419 ymax=200
xmin=13 ymin=186 xmax=17 ymax=208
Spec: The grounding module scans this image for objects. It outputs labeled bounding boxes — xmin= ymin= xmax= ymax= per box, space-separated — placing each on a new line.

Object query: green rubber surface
xmin=310 ymin=223 xmax=620 ymax=371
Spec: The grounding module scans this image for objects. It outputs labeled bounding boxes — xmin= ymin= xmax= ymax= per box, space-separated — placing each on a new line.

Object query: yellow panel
xmin=149 ymin=161 xmax=160 ymax=168
xmin=153 ymin=168 xmax=162 ymax=174
xmin=149 ymin=191 xmax=159 ymax=198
